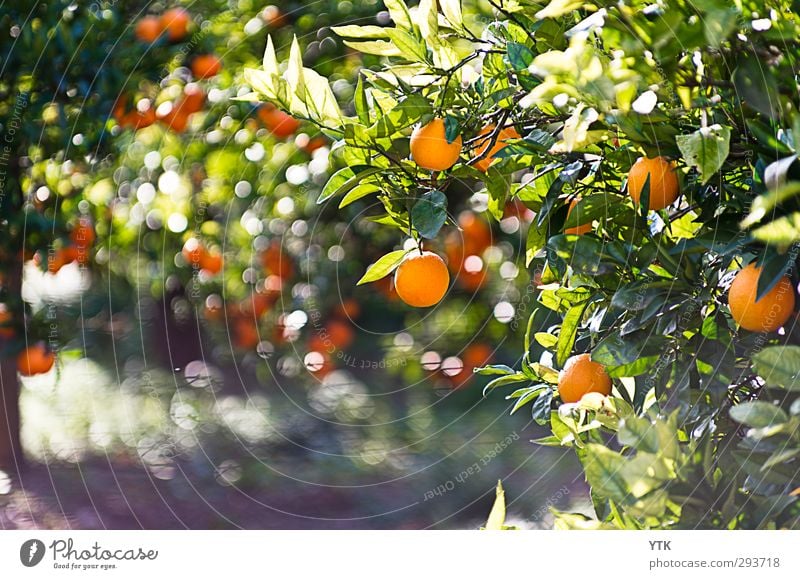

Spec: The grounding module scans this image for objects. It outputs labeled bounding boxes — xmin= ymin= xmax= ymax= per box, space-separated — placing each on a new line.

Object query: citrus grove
xmin=2 ymin=0 xmax=531 ymax=504
xmin=246 ymin=0 xmax=800 ymax=528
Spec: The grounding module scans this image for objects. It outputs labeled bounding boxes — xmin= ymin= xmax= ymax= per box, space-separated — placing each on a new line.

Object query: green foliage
xmin=247 ymin=0 xmax=800 ymax=529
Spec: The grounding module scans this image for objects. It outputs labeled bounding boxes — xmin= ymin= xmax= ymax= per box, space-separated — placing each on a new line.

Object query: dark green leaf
xmin=410 ymin=190 xmax=447 ymax=239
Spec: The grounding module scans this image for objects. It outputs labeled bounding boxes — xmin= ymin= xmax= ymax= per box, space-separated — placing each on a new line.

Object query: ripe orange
xmin=262 ymin=241 xmax=293 ymax=279
xmin=557 ymin=353 xmax=612 ymax=403
xmin=200 ymin=250 xmax=223 ymax=275
xmin=410 ymin=118 xmax=462 ymax=172
xmin=325 ymin=319 xmax=354 ymax=349
xmin=48 ymin=247 xmax=79 ymax=273
xmin=564 ymin=198 xmax=592 ymax=235
xmin=262 ymin=5 xmax=287 ymax=28
xmin=333 ymin=298 xmax=361 ymax=320
xmin=459 ymin=211 xmax=492 ymax=255
xmin=627 ymin=156 xmax=679 ymax=210
xmin=135 ymin=16 xmax=162 ymax=43
xmin=257 ymin=105 xmax=300 ymax=139
xmin=302 ymin=136 xmax=327 ymax=155
xmin=70 ymin=218 xmax=95 ymax=248
xmin=17 ymin=343 xmax=56 ymax=376
xmin=182 ymin=238 xmax=205 ymax=268
xmin=159 ymin=107 xmax=190 ymax=132
xmin=456 ymin=255 xmax=489 ymax=291
xmin=203 ymin=294 xmax=224 ymax=321
xmin=62 ymin=245 xmax=89 ymax=267
xmin=179 ymin=85 xmax=206 ymax=114
xmin=232 ymin=316 xmax=260 ymax=349
xmin=728 ymin=263 xmax=796 ymax=332
xmin=160 ymin=8 xmax=190 ymax=41
xmin=191 ymin=54 xmax=222 ymax=79
xmin=125 ymin=108 xmax=157 ymax=130
xmin=0 ymin=304 xmax=14 ymax=339
xmin=394 ymin=251 xmax=450 ymax=307
xmin=473 ymin=125 xmax=520 ymax=172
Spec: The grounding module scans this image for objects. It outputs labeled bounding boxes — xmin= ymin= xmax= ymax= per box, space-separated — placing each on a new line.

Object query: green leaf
xmin=507 ymin=385 xmax=548 ymax=414
xmin=339 ymin=184 xmax=381 ymax=208
xmin=733 ymin=55 xmax=781 ymax=120
xmin=592 ymin=331 xmax=669 ymax=369
xmin=484 ymin=480 xmax=506 ymax=530
xmin=411 ymin=190 xmax=447 ymax=239
xmin=343 ymin=39 xmax=403 ymax=57
xmin=318 ymin=166 xmax=383 ymax=204
xmin=618 ymin=416 xmax=659 ymax=453
xmin=730 ymin=401 xmax=789 ymax=428
xmin=535 ymin=332 xmax=558 ymax=348
xmin=530 ymin=389 xmax=554 ymax=424
xmin=675 ymin=124 xmax=731 ymax=185
xmin=581 ymin=443 xmax=630 ymax=503
xmin=474 ymin=364 xmax=516 ymax=376
xmin=357 ymin=249 xmax=410 ymax=285
xmin=752 ymin=346 xmax=800 ymax=391
xmin=507 ymin=42 xmax=534 ymax=71
xmin=556 ymin=301 xmax=590 ymax=367
xmin=440 ymin=0 xmax=463 ymax=28
xmin=354 ymin=75 xmax=371 ymax=125
xmin=369 ymin=94 xmax=431 ymax=138
xmin=703 ymin=6 xmax=739 ymax=48
xmin=444 ymin=116 xmax=459 ymax=144
xmin=483 ymin=372 xmax=529 ymax=395
xmin=386 ymin=28 xmax=428 ymax=62
xmin=752 ymin=214 xmax=800 ymax=247
xmin=741 ymin=181 xmax=800 ymax=228
xmin=536 ymin=0 xmax=585 ymax=20
xmin=384 ymin=0 xmax=413 ymax=30
xmin=330 ymin=25 xmax=392 ymax=39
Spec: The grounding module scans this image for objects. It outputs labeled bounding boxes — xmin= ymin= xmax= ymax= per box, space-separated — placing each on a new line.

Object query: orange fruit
xmin=160 ymin=8 xmax=190 ymax=41
xmin=458 ymin=211 xmax=492 ymax=255
xmin=257 ymin=105 xmax=300 ymax=139
xmin=135 ymin=16 xmax=162 ymax=43
xmin=179 ymin=85 xmax=206 ymax=114
xmin=325 ymin=319 xmax=354 ymax=349
xmin=262 ymin=5 xmax=287 ymax=28
xmin=182 ymin=238 xmax=205 ymax=268
xmin=410 ymin=118 xmax=462 ymax=171
xmin=47 ymin=248 xmax=78 ymax=273
xmin=232 ymin=316 xmax=260 ymax=349
xmin=456 ymin=255 xmax=489 ymax=291
xmin=191 ymin=54 xmax=222 ymax=79
xmin=62 ymin=245 xmax=89 ymax=266
xmin=334 ymin=298 xmax=361 ymax=320
xmin=627 ymin=156 xmax=679 ymax=210
xmin=302 ymin=136 xmax=327 ymax=154
xmin=394 ymin=251 xmax=449 ymax=308
xmin=70 ymin=218 xmax=95 ymax=248
xmin=159 ymin=107 xmax=190 ymax=132
xmin=728 ymin=263 xmax=796 ymax=332
xmin=557 ymin=353 xmax=612 ymax=403
xmin=125 ymin=108 xmax=157 ymax=130
xmin=564 ymin=198 xmax=592 ymax=235
xmin=203 ymin=295 xmax=224 ymax=321
xmin=0 ymin=304 xmax=14 ymax=339
xmin=262 ymin=241 xmax=293 ymax=279
xmin=200 ymin=250 xmax=223 ymax=275
xmin=473 ymin=125 xmax=520 ymax=172
xmin=17 ymin=343 xmax=56 ymax=376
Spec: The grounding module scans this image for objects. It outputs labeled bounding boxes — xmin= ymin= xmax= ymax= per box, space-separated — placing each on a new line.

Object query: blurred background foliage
xmin=0 ymin=0 xmax=581 ymax=528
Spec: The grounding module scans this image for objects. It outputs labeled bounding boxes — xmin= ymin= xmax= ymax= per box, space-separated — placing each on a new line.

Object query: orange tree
xmin=246 ymin=0 xmax=800 ymax=528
